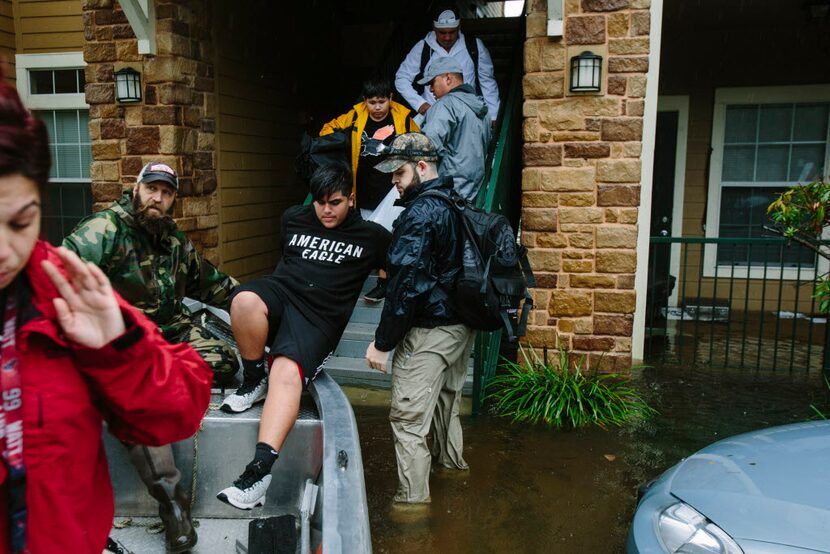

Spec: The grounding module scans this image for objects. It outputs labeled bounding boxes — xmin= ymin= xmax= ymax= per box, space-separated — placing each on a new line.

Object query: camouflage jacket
xmin=63 ymin=192 xmax=238 ymax=334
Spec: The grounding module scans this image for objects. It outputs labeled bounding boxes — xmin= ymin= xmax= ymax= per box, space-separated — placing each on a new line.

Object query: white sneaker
xmin=220 ymin=377 xmax=268 ymax=413
xmin=216 ymin=460 xmax=272 ymax=510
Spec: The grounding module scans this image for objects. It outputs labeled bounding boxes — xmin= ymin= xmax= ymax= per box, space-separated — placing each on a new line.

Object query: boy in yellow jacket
xmin=320 ymin=77 xmax=418 ymax=300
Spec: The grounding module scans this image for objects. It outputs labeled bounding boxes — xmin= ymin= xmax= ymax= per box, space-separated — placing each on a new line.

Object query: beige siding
xmin=16 ymin=0 xmax=83 ymax=53
xmin=0 ymin=0 xmax=14 ymax=80
xmin=215 ymin=2 xmax=305 ymax=282
xmin=659 ymin=2 xmax=830 ymax=315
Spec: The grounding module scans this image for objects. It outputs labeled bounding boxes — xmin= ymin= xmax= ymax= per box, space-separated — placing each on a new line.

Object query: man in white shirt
xmin=395 ymin=9 xmax=500 ymax=123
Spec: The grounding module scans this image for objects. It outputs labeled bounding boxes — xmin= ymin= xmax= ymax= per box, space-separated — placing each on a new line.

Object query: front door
xmin=646 ymin=108 xmax=682 ymax=324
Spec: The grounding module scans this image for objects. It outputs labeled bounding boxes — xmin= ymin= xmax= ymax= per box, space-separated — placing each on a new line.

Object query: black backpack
xmin=421 ymin=190 xmax=535 ymax=341
xmin=295 ymin=112 xmax=357 ymax=182
xmin=412 ymin=34 xmax=482 ymax=96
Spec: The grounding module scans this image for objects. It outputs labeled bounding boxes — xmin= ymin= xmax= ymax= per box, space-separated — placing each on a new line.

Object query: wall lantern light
xmin=115 ymin=67 xmax=142 ymax=103
xmin=570 ymin=51 xmax=602 ymax=93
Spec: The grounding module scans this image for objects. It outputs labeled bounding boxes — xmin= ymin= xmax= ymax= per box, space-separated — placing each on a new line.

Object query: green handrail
xmin=470 ymin=46 xmax=524 ymax=416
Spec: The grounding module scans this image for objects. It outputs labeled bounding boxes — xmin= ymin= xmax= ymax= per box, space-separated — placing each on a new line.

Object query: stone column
xmin=522 ymin=0 xmax=650 ymax=370
xmin=82 ymin=0 xmax=220 ymax=263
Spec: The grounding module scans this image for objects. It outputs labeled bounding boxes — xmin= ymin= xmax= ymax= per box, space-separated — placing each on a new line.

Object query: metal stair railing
xmin=470 ymin=40 xmax=524 ymax=415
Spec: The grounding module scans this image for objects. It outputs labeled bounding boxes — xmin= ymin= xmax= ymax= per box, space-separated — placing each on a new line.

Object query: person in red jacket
xmin=0 ymin=72 xmax=212 ymax=553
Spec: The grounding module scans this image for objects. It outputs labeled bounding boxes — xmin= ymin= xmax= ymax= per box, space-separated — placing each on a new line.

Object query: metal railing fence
xmin=646 ymin=236 xmax=830 ymax=372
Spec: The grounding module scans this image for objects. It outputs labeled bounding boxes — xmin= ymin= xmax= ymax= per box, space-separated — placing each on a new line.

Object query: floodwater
xmin=355 ymin=362 xmax=829 ymax=553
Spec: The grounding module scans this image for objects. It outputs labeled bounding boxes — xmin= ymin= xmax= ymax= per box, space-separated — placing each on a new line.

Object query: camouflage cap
xmin=138 ymin=161 xmax=179 ymax=191
xmin=374 ymin=133 xmax=439 ymax=173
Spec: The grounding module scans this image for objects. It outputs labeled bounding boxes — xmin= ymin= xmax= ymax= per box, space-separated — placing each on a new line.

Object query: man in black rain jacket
xmin=366 ymin=133 xmax=476 ymax=504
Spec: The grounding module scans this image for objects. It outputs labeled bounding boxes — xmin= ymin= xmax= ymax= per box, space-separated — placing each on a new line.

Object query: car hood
xmin=667 ymin=420 xmax=830 ymax=552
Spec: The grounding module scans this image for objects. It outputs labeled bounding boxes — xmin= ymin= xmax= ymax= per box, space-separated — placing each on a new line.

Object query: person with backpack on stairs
xmin=395 ymin=9 xmax=500 ymax=125
xmin=365 ymin=133 xmax=476 ymax=505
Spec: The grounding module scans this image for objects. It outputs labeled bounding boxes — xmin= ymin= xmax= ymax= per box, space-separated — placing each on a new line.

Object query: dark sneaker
xmin=363 ymin=279 xmax=387 ymax=302
xmin=220 ymin=376 xmax=268 ymax=413
xmin=216 ymin=460 xmax=272 ymax=510
xmin=212 ymin=372 xmax=239 ymax=389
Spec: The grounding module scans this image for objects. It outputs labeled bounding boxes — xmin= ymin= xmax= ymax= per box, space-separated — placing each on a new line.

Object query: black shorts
xmin=231 ymin=277 xmax=335 ymax=385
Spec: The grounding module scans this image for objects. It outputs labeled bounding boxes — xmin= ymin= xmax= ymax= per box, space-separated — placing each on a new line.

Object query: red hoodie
xmin=0 ymin=241 xmax=213 ymax=553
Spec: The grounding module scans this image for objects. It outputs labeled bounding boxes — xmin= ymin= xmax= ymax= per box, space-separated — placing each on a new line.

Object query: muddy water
xmin=355 ymin=365 xmax=829 ymax=553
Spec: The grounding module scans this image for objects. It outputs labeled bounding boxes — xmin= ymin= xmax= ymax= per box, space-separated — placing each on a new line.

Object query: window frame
xmin=704 ymin=84 xmax=830 ymax=280
xmin=15 ymin=52 xmax=87 ymax=110
xmin=16 ymin=53 xmax=92 ymax=245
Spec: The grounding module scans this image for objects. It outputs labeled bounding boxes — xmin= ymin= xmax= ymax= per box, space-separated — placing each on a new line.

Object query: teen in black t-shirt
xmin=216 ymin=165 xmax=390 ymax=511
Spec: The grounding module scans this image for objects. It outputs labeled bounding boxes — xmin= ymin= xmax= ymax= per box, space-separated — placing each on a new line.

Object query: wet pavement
xmin=355 ymin=363 xmax=830 ymax=553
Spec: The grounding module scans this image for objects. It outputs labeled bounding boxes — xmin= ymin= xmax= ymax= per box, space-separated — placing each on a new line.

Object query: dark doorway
xmin=646 ymin=110 xmax=680 ymax=325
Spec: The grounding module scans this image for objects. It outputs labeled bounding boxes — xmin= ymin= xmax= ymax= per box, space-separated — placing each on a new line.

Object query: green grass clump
xmin=809 ymin=376 xmax=830 ymax=420
xmin=487 ymin=344 xmax=655 ymax=429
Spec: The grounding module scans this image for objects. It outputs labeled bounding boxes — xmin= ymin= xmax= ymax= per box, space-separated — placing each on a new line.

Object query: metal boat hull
xmin=106 ymin=372 xmax=371 ymax=553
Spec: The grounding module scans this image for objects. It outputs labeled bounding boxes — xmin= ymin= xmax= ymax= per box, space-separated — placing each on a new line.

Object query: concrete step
xmin=324 ymin=355 xmax=394 ymax=389
xmin=335 ymin=338 xmax=372 ymax=358
xmin=341 ymin=322 xmax=377 ymax=341
xmin=349 ymin=304 xmax=384 ymax=325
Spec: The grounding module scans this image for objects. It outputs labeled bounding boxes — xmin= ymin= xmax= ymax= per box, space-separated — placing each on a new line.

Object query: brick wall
xmin=522 ymin=0 xmax=651 ymax=370
xmin=82 ymin=0 xmax=221 ymax=263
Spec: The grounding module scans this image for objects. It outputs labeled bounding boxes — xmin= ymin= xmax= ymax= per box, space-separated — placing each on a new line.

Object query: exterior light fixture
xmin=114 ymin=67 xmax=142 ymax=103
xmin=570 ymin=51 xmax=602 ymax=93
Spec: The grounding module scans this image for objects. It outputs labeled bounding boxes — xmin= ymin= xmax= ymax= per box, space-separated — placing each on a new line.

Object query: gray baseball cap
xmin=137 ymin=161 xmax=179 ymax=191
xmin=374 ymin=133 xmax=439 ymax=173
xmin=416 ymin=56 xmax=464 ymax=85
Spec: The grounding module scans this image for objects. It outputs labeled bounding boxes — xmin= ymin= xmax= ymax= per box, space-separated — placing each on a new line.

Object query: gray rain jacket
xmin=422 ymin=83 xmax=491 ymax=202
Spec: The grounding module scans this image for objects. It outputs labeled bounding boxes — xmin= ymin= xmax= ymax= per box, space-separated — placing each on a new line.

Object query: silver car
xmin=627 ymin=420 xmax=830 ymax=553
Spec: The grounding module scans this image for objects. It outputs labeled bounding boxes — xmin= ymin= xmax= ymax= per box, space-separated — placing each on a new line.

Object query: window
xmin=16 ymin=53 xmax=91 ymax=246
xmin=29 ymin=68 xmax=85 ymax=95
xmin=36 ymin=109 xmax=93 ymax=243
xmin=705 ymin=86 xmax=830 ymax=279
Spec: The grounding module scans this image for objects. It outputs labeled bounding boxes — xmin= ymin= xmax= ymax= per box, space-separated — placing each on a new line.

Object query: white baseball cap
xmin=433 ymin=9 xmax=460 ymax=29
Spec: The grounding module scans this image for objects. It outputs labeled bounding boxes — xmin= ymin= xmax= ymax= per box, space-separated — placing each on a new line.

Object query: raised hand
xmin=41 ymin=246 xmax=126 ymax=348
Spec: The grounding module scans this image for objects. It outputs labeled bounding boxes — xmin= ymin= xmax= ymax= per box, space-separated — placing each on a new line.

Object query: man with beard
xmin=365 ymin=133 xmax=475 ymax=505
xmin=63 ymin=161 xmax=239 ymax=553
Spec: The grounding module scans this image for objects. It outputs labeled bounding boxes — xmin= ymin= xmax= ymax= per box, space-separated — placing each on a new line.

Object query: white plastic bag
xmin=367 ymin=186 xmax=404 ymax=231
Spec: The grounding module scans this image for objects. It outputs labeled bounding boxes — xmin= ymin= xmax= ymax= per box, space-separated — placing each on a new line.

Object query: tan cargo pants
xmin=389 ymin=324 xmax=476 ymax=503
